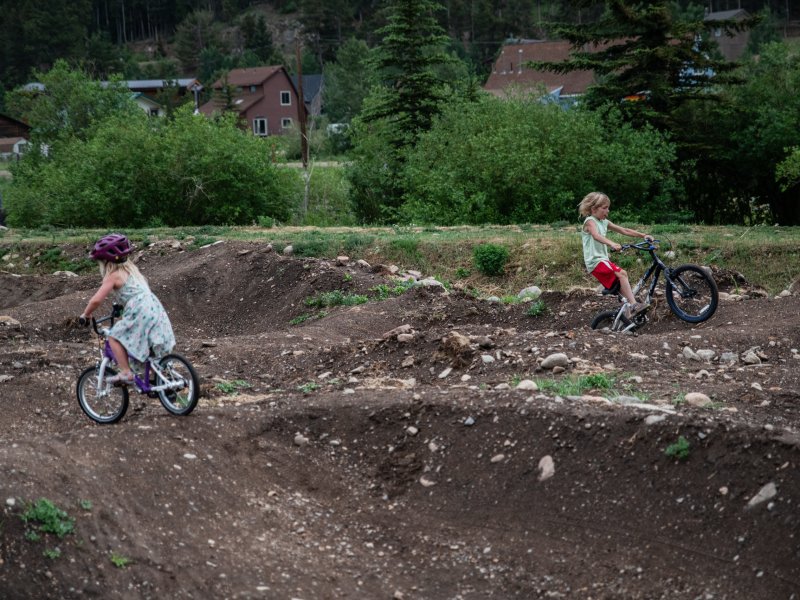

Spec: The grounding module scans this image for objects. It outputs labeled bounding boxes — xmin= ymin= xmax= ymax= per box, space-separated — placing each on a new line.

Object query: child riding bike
xmin=79 ymin=233 xmax=175 ymax=385
xmin=579 ymin=192 xmax=654 ymax=318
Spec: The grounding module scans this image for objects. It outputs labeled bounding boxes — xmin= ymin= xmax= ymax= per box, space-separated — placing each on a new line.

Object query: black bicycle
xmin=591 ymin=240 xmax=719 ymax=333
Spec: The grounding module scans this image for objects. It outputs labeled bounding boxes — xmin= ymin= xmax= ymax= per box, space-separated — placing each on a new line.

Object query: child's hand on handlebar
xmin=610 ymin=242 xmax=622 ymax=252
xmin=78 ymin=315 xmax=90 ymax=327
xmin=644 ymin=235 xmax=654 ymax=242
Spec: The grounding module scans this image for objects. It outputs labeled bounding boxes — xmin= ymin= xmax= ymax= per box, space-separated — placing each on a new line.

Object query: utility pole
xmin=295 ymin=37 xmax=309 ymax=169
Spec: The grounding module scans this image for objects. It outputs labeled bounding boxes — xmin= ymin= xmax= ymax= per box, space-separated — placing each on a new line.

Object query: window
xmin=281 ymin=118 xmax=293 ymax=129
xmin=249 ymin=85 xmax=257 ymax=93
xmin=280 ymin=91 xmax=291 ymax=106
xmin=253 ymin=118 xmax=268 ymax=136
xmin=149 ymin=108 xmax=160 ymax=117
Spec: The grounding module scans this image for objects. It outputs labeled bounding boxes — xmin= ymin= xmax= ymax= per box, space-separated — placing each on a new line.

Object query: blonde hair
xmin=99 ymin=259 xmax=148 ymax=288
xmin=578 ymin=192 xmax=610 ymax=218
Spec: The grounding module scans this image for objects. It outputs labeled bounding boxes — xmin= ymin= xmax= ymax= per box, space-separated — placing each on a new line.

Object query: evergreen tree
xmin=362 ymin=0 xmax=451 ymax=143
xmin=529 ymin=0 xmax=756 ymax=129
xmin=322 ymin=38 xmax=374 ymax=124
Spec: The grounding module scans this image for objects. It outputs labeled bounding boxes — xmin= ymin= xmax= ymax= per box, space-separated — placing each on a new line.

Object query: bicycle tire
xmin=665 ymin=264 xmax=718 ymax=323
xmin=591 ymin=310 xmax=629 ymax=331
xmin=157 ymin=354 xmax=200 ymax=416
xmin=76 ymin=366 xmax=129 ymax=424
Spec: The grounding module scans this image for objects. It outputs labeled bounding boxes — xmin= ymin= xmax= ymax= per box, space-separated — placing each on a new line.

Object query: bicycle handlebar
xmin=90 ymin=303 xmax=123 ymax=335
xmin=620 ymin=240 xmax=660 ymax=252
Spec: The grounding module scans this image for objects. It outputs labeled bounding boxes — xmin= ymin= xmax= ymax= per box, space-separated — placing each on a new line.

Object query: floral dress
xmin=109 ymin=275 xmax=176 ymax=363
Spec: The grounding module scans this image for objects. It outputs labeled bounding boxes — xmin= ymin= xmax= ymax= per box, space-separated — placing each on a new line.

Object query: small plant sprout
xmin=299 ymin=381 xmax=320 ymax=394
xmin=343 ymin=272 xmax=353 ymax=282
xmin=110 ymin=552 xmax=133 ymax=568
xmin=525 ymin=299 xmax=548 ymax=317
xmin=665 ymin=436 xmax=691 ymax=461
xmin=44 ymin=547 xmax=62 ymax=559
xmin=79 ymin=499 xmax=92 ymax=511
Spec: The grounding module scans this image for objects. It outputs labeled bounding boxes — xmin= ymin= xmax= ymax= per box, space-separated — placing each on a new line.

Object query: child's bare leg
xmin=616 ymin=270 xmax=637 ymax=305
xmin=109 ymin=337 xmax=132 ymax=375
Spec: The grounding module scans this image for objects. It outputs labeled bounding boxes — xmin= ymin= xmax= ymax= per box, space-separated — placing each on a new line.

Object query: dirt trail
xmin=1 ymin=241 xmax=798 ymax=599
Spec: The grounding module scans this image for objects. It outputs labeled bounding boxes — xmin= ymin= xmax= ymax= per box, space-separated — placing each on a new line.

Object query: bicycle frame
xmin=91 ymin=308 xmax=184 ymax=396
xmin=630 ymin=245 xmax=668 ymax=303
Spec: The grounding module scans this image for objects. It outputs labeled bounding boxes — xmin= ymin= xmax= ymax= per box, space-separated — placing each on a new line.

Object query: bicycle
xmin=590 ymin=240 xmax=719 ymax=333
xmin=76 ymin=304 xmax=200 ymax=424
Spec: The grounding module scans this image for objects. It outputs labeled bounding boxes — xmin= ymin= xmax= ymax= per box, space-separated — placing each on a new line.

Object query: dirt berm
xmin=1 ymin=240 xmax=798 ymax=599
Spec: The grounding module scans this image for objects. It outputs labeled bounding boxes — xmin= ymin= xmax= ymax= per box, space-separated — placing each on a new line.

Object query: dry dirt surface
xmin=1 ymin=240 xmax=799 ymax=600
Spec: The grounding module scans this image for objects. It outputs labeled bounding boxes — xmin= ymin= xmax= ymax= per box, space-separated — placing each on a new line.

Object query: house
xmin=0 ymin=113 xmax=31 ymax=139
xmin=198 ymin=66 xmax=302 ymax=136
xmin=119 ymin=79 xmax=204 ymax=113
xmin=704 ymin=9 xmax=750 ymax=61
xmin=483 ymin=40 xmax=599 ymax=106
xmin=132 ymin=93 xmax=163 ymax=117
xmin=291 ymin=74 xmax=324 ymax=117
xmin=0 ymin=137 xmax=28 ymax=159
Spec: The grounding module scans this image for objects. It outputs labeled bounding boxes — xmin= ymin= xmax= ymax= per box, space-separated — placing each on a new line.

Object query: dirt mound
xmin=1 ymin=241 xmax=799 ymax=598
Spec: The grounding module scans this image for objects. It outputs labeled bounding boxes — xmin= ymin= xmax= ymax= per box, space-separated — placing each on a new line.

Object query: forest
xmin=2 ymin=0 xmax=800 ymax=227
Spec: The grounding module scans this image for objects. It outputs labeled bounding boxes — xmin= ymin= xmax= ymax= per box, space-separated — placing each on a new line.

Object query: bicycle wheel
xmin=665 ymin=264 xmax=719 ymax=323
xmin=76 ymin=366 xmax=129 ymax=424
xmin=157 ymin=354 xmax=200 ymax=416
xmin=591 ymin=309 xmax=631 ymax=331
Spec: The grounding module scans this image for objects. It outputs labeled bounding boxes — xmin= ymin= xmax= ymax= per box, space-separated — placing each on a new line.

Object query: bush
xmin=473 ymin=243 xmax=509 ymax=276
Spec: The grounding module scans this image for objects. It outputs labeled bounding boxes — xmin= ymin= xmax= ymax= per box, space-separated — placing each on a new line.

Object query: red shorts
xmin=590 ymin=260 xmax=622 ymax=289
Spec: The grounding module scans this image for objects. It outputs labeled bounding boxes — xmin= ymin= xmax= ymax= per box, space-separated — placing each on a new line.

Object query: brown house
xmin=0 ymin=114 xmax=31 ymax=139
xmin=199 ymin=66 xmax=302 ymax=136
xmin=484 ymin=40 xmax=599 ymax=104
xmin=704 ymin=9 xmax=750 ymax=61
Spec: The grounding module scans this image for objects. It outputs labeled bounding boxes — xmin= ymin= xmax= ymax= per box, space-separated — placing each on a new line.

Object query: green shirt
xmin=581 ymin=216 xmax=609 ymax=272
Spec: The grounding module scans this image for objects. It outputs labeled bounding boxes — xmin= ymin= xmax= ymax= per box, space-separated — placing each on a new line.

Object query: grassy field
xmin=1 ymin=223 xmax=798 ymax=295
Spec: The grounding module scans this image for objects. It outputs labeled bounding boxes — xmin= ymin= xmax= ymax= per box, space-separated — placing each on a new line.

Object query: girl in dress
xmin=79 ymin=233 xmax=175 ymax=385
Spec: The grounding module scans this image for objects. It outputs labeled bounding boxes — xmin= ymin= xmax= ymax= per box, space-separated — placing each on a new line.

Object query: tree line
xmin=2 ymin=0 xmax=800 ymax=227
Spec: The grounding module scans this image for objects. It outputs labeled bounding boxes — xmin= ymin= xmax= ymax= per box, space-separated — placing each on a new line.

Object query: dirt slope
xmin=1 ymin=241 xmax=798 ymax=599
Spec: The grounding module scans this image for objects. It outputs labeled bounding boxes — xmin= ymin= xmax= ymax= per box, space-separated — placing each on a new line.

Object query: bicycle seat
xmin=601 ymin=280 xmax=621 ymax=296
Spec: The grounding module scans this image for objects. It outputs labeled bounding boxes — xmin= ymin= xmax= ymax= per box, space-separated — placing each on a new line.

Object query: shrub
xmin=473 ymin=243 xmax=509 ymax=276
xmin=665 ymin=436 xmax=691 ymax=461
xmin=22 ymin=498 xmax=75 ymax=538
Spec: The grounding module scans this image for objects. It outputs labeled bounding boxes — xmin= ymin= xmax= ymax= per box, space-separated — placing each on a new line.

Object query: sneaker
xmin=628 ymin=302 xmax=649 ymax=317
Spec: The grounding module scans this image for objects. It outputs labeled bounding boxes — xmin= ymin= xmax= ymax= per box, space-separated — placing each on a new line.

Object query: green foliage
xmin=370 ymin=280 xmax=413 ymax=299
xmin=298 ymin=167 xmax=356 ymax=226
xmin=525 ymin=299 xmax=548 ymax=317
xmin=401 ymin=96 xmax=679 ymax=224
xmin=215 ymin=380 xmax=252 ymax=395
xmin=44 ymin=547 xmax=62 ymax=560
xmin=323 ymin=38 xmax=375 ymax=124
xmin=6 ymin=106 xmax=297 ymax=228
xmin=258 ymin=215 xmax=276 ymax=228
xmin=22 ymin=498 xmax=75 ymax=538
xmin=454 ymin=267 xmax=470 ymax=278
xmin=665 ymin=436 xmax=691 ymax=461
xmin=110 ymin=552 xmax=133 ymax=568
xmin=777 ymin=147 xmax=800 ymax=192
xmin=298 ymin=381 xmax=320 ymax=393
xmin=292 ymin=239 xmax=330 ymax=257
xmin=535 ymin=373 xmax=615 ymax=396
xmin=78 ymin=499 xmax=93 ymax=511
xmin=174 ymin=10 xmax=224 ymax=72
xmin=473 ymin=243 xmax=509 ymax=276
xmin=5 ymin=61 xmax=138 ymax=148
xmin=305 ymin=290 xmax=368 ymax=307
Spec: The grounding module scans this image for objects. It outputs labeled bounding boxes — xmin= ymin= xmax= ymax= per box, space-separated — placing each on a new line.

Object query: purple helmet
xmin=90 ymin=233 xmax=132 ymax=263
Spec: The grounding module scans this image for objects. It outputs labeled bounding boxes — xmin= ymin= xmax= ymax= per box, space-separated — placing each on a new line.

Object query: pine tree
xmin=529 ymin=0 xmax=757 ymax=129
xmin=362 ymin=0 xmax=451 ymax=143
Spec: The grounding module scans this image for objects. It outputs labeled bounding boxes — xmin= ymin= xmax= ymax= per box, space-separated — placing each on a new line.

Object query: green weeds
xmin=215 ymin=379 xmax=252 ymax=395
xmin=665 ymin=436 xmax=691 ymax=461
xmin=526 ymin=299 xmax=548 ymax=317
xmin=305 ymin=290 xmax=368 ymax=307
xmin=22 ymin=498 xmax=75 ymax=538
xmin=111 ymin=552 xmax=133 ymax=568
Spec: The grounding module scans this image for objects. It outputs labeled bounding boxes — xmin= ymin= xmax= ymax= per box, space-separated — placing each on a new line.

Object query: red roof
xmin=484 ymin=41 xmax=601 ymax=97
xmin=211 ymin=66 xmax=283 ymax=89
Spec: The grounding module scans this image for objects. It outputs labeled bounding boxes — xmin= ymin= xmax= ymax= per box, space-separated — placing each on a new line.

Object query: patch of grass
xmin=110 ymin=552 xmax=132 ymax=568
xmin=189 ymin=235 xmax=218 ymax=249
xmin=305 ymin=290 xmax=368 ymax=307
xmin=536 ymin=373 xmax=614 ymax=396
xmin=342 ymin=234 xmax=374 ymax=254
xmin=500 ymin=295 xmax=522 ymax=304
xmin=292 ymin=239 xmax=331 ymax=257
xmin=526 ymin=299 xmax=548 ymax=317
xmin=22 ymin=498 xmax=75 ymax=538
xmin=257 ymin=215 xmax=275 ymax=228
xmin=665 ymin=436 xmax=691 ymax=461
xmin=342 ymin=272 xmax=353 ymax=282
xmin=370 ymin=280 xmax=414 ymax=300
xmin=215 ymin=379 xmax=252 ymax=395
xmin=298 ymin=381 xmax=320 ymax=393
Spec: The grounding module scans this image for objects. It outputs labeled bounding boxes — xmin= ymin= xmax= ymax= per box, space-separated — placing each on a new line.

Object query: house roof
xmin=211 ymin=66 xmax=284 ymax=88
xmin=0 ymin=114 xmax=31 ymax=132
xmin=123 ymin=78 xmax=202 ymax=91
xmin=704 ymin=9 xmax=749 ymax=21
xmin=290 ymin=74 xmax=323 ymax=104
xmin=198 ymin=92 xmax=262 ymax=116
xmin=483 ymin=41 xmax=600 ymax=97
